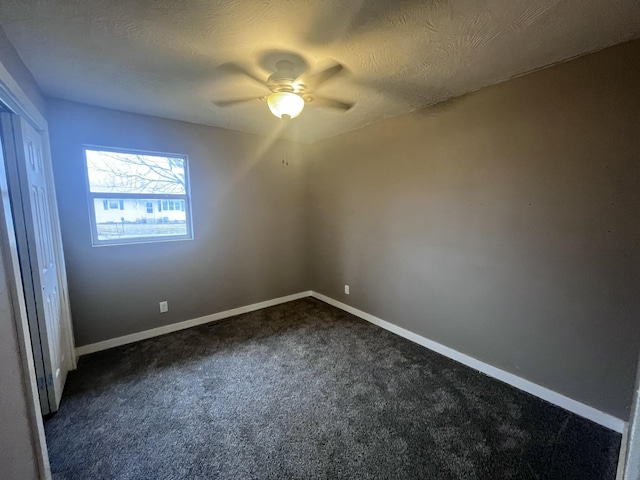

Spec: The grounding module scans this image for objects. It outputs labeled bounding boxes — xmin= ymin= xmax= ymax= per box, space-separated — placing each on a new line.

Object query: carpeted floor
xmin=45 ymin=298 xmax=621 ymax=479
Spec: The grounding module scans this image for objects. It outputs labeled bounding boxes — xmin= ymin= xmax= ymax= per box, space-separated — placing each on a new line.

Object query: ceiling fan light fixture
xmin=267 ymin=92 xmax=304 ymax=119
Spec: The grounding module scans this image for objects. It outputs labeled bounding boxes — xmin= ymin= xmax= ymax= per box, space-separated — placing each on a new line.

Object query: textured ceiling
xmin=1 ymin=0 xmax=639 ymax=143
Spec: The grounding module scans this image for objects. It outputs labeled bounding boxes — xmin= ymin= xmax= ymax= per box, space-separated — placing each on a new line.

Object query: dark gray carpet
xmin=45 ymin=298 xmax=621 ymax=479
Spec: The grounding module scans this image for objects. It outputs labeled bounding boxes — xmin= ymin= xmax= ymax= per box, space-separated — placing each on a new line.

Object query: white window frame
xmin=83 ymin=145 xmax=194 ymax=246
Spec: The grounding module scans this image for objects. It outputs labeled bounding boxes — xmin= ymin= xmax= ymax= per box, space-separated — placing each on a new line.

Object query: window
xmin=84 ymin=147 xmax=193 ymax=246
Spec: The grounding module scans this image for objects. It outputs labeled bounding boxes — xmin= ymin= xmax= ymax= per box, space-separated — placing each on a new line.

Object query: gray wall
xmin=305 ymin=39 xmax=640 ymax=419
xmin=48 ymin=100 xmax=309 ymax=346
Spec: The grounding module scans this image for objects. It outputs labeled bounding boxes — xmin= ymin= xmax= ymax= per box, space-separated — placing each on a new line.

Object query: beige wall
xmin=305 ymin=39 xmax=640 ymax=419
xmin=48 ymin=100 xmax=309 ymax=346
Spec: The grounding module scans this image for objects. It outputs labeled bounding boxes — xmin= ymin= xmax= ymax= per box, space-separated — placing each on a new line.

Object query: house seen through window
xmin=84 ymin=147 xmax=193 ymax=245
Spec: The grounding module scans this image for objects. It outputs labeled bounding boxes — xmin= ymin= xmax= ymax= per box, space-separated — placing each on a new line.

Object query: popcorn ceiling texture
xmin=1 ymin=0 xmax=639 ymax=142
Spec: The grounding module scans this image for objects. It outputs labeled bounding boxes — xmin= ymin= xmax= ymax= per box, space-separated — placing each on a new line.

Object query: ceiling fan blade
xmin=212 ymin=96 xmax=264 ymax=107
xmin=311 ymin=96 xmax=354 ymax=111
xmin=305 ymin=63 xmax=344 ymax=90
xmin=216 ymin=62 xmax=269 ymax=89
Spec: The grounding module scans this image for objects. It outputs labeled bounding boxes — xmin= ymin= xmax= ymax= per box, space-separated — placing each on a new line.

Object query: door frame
xmin=0 ymin=57 xmax=74 ymax=478
xmin=2 ymin=112 xmax=72 ymax=413
xmin=0 ymin=75 xmax=76 ymax=375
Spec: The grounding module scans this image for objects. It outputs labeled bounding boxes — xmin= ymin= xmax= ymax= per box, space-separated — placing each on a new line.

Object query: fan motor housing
xmin=267 ymin=60 xmax=306 ymax=95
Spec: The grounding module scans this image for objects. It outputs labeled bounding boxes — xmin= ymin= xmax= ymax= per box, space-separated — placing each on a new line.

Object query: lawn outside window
xmin=83 ymin=146 xmax=193 ymax=246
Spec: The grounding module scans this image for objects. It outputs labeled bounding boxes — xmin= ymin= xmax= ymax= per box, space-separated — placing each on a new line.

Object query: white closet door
xmin=2 ymin=113 xmax=73 ymax=413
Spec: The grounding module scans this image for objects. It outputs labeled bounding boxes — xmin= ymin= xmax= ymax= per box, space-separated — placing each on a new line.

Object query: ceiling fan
xmin=212 ymin=59 xmax=354 ymax=120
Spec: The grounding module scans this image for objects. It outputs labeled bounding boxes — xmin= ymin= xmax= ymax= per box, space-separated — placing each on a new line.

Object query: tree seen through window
xmin=84 ymin=148 xmax=193 ymax=245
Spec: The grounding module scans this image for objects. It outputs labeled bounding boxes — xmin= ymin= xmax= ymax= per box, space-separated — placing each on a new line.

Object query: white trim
xmin=620 ymin=354 xmax=640 ymax=479
xmin=0 ymin=53 xmax=52 ymax=480
xmin=617 ymin=422 xmax=629 ymax=480
xmin=310 ymin=291 xmax=625 ymax=433
xmin=0 ymin=62 xmax=46 ymax=131
xmin=75 ymin=291 xmax=312 ymax=356
xmin=82 ymin=146 xmax=194 ymax=247
xmin=1 ymin=60 xmax=77 ymax=374
xmin=75 ymin=288 xmax=625 ymax=433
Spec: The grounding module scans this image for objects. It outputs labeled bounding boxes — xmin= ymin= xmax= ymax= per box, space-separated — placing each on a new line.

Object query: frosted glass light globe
xmin=267 ymin=92 xmax=305 ymax=119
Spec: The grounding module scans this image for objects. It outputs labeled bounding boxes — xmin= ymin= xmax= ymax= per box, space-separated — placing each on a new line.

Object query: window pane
xmin=92 ymin=198 xmax=187 ymax=241
xmin=86 ymin=149 xmax=186 ymax=194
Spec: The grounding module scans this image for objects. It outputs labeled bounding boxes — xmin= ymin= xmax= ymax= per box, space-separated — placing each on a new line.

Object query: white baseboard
xmin=616 ymin=422 xmax=630 ymax=480
xmin=75 ymin=288 xmax=625 ymax=433
xmin=310 ymin=291 xmax=625 ymax=433
xmin=75 ymin=291 xmax=312 ymax=357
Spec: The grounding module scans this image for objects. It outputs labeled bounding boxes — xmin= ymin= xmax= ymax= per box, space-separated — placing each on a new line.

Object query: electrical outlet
xmin=159 ymin=301 xmax=168 ymax=313
xmin=344 ymin=284 xmax=350 ymax=295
